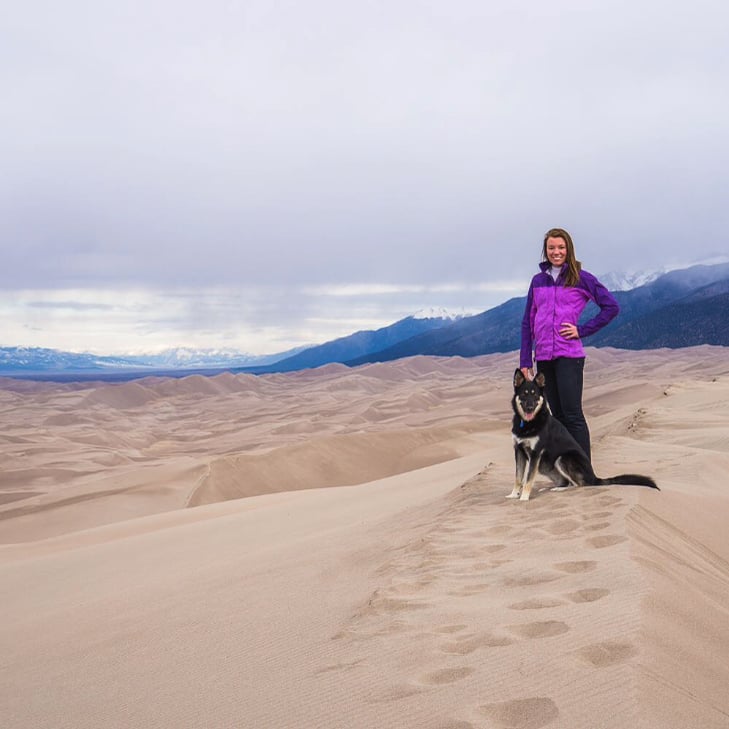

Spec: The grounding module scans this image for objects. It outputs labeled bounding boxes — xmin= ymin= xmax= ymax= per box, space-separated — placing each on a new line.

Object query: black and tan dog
xmin=509 ymin=369 xmax=658 ymax=501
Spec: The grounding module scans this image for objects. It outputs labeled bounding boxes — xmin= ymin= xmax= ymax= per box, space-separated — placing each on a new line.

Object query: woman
xmin=520 ymin=228 xmax=619 ymax=461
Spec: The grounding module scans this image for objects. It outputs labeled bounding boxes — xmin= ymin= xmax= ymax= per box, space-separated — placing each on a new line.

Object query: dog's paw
xmin=519 ymin=493 xmax=531 ymax=502
xmin=506 ymin=491 xmax=521 ymax=499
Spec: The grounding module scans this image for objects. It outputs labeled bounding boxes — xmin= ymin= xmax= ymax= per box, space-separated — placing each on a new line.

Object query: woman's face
xmin=545 ymin=236 xmax=567 ymax=267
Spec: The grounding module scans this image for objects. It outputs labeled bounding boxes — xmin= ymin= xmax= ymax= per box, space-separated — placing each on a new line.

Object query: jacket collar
xmin=539 ymin=261 xmax=566 ymax=282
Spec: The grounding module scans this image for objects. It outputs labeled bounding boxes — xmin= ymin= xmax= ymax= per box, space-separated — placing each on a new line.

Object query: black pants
xmin=536 ymin=357 xmax=591 ymax=460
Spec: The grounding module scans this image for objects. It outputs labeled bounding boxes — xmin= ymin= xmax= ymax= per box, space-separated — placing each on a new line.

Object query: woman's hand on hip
xmin=559 ymin=323 xmax=580 ymax=340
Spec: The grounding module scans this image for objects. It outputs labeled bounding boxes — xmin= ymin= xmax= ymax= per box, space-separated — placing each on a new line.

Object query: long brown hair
xmin=542 ymin=227 xmax=582 ymax=286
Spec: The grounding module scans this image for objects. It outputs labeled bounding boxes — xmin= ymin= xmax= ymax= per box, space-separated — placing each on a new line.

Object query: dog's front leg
xmin=519 ymin=451 xmax=542 ymax=501
xmin=507 ymin=445 xmax=527 ymax=498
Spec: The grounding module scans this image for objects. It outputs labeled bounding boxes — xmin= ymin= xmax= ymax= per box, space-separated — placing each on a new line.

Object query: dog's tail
xmin=593 ymin=474 xmax=659 ymax=490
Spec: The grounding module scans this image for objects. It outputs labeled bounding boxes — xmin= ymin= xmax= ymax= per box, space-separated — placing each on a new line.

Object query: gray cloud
xmin=2 ymin=1 xmax=728 ymax=351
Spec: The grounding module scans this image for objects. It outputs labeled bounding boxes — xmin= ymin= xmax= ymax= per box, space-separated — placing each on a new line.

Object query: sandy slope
xmin=1 ymin=346 xmax=729 ymax=728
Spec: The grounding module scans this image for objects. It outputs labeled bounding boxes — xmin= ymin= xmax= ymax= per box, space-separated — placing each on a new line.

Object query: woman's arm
xmin=577 ymin=272 xmax=620 ymax=338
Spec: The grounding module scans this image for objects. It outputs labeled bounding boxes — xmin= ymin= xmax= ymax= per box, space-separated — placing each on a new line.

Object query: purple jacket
xmin=520 ymin=262 xmax=619 ymax=369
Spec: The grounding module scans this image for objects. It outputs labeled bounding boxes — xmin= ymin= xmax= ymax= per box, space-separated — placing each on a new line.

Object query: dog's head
xmin=513 ymin=369 xmax=546 ymax=422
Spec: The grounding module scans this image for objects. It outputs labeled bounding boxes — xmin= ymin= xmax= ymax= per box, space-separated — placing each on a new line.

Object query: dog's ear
xmin=535 ymin=371 xmax=546 ymax=388
xmin=513 ymin=369 xmax=525 ymax=388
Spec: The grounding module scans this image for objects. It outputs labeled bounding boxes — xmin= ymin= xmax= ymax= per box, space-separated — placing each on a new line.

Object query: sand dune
xmin=1 ymin=346 xmax=729 ymax=728
xmin=0 ymin=354 xmax=509 ymax=541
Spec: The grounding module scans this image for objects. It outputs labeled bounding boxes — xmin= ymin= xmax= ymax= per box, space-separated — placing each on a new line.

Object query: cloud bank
xmin=2 ymin=1 xmax=727 ymax=352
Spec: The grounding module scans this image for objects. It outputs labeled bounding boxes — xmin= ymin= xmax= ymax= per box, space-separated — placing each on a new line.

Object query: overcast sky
xmin=2 ymin=0 xmax=728 ymax=354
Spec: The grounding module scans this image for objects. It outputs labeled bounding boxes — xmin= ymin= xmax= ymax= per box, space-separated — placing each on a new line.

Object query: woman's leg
xmin=553 ymin=357 xmax=591 ymax=459
xmin=537 ymin=358 xmax=591 ymax=459
xmin=536 ymin=359 xmax=562 ymax=420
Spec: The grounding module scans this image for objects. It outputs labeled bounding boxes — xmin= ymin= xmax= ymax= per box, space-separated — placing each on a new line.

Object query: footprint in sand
xmin=597 ymin=495 xmax=623 ymax=506
xmin=487 ymin=524 xmax=514 ymax=536
xmin=501 ymin=572 xmax=562 ymax=588
xmin=440 ymin=632 xmax=514 ymax=655
xmin=507 ymin=620 xmax=569 ymax=639
xmin=576 ymin=640 xmax=637 ymax=667
xmin=373 ymin=620 xmax=411 ymax=636
xmin=419 ymin=666 xmax=475 ymax=685
xmin=448 ymin=583 xmax=491 ymax=597
xmin=366 ymin=684 xmax=427 ymax=704
xmin=482 ymin=543 xmax=508 ymax=554
xmin=583 ymin=511 xmax=612 ymax=520
xmin=566 ymin=587 xmax=610 ymax=603
xmin=362 ymin=590 xmax=429 ymax=616
xmin=508 ymin=596 xmax=565 ymax=611
xmin=583 ymin=521 xmax=611 ymax=532
xmin=478 ymin=696 xmax=559 ymax=729
xmin=553 ymin=560 xmax=597 ymax=573
xmin=586 ymin=534 xmax=627 ymax=548
xmin=433 ymin=624 xmax=468 ymax=634
xmin=580 ymin=488 xmax=604 ymax=499
xmin=540 ymin=496 xmax=571 ymax=510
xmin=545 ymin=518 xmax=582 ymax=535
xmin=331 ymin=618 xmax=410 ymax=642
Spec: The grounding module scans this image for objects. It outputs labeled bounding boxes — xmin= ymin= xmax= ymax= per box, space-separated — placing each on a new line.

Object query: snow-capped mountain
xmin=123 ymin=347 xmax=307 ymax=369
xmin=599 ymin=255 xmax=729 ymax=292
xmin=0 ymin=347 xmax=144 ymax=373
xmin=412 ymin=306 xmax=472 ymax=320
xmin=0 ymin=345 xmax=309 ymax=375
xmin=598 ymin=269 xmax=670 ymax=292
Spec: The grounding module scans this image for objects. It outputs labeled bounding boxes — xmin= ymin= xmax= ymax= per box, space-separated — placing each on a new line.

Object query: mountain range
xmin=248 ymin=261 xmax=729 ymax=372
xmin=246 ymin=312 xmax=464 ymax=373
xmin=0 ymin=345 xmax=308 ymax=377
xmin=332 ymin=262 xmax=729 ymax=368
xmin=2 ymin=262 xmax=728 ymax=380
xmin=0 ymin=314 xmax=458 ymax=379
